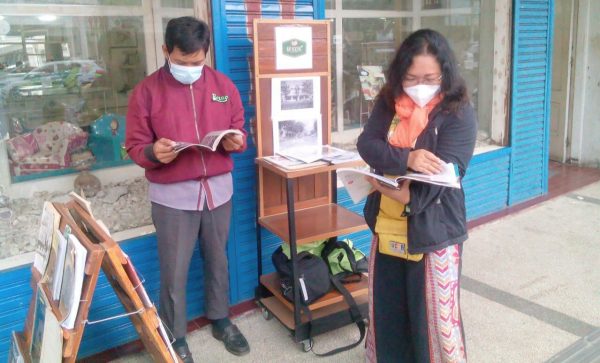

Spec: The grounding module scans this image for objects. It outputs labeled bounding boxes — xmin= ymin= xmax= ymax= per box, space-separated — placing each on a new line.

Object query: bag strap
xmin=321 ymin=239 xmax=360 ymax=274
xmin=309 ymin=274 xmax=366 ymax=357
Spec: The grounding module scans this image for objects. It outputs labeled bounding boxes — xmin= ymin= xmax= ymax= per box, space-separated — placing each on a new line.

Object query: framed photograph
xmin=275 ymin=26 xmax=313 ymax=70
xmin=271 ymin=76 xmax=321 ymax=118
xmin=272 ymin=114 xmax=322 ymax=157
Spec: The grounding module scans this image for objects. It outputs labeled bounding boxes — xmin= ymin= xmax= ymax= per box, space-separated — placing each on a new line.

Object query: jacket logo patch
xmin=212 ymin=93 xmax=228 ymax=103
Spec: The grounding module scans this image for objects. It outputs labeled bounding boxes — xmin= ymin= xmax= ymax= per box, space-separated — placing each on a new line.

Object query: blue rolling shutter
xmin=509 ymin=0 xmax=554 ymax=204
xmin=211 ymin=0 xmax=318 ymax=303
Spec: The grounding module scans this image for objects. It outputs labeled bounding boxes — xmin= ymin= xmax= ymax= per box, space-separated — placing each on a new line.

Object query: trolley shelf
xmin=259 ymin=294 xmax=369 ymax=330
xmin=259 ymin=272 xmax=368 ymax=311
xmin=258 ymin=204 xmax=367 ymax=244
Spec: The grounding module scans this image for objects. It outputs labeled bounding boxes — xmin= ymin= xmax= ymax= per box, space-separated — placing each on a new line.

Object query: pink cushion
xmin=6 ymin=133 xmax=39 ymax=162
xmin=32 ymin=121 xmax=88 ymax=155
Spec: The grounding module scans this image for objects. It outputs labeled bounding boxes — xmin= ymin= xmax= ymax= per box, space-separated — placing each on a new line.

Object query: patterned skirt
xmin=366 ymin=236 xmax=466 ymax=363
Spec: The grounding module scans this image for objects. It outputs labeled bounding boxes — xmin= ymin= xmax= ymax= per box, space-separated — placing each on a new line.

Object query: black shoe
xmin=212 ymin=324 xmax=250 ymax=356
xmin=173 ymin=343 xmax=194 ymax=363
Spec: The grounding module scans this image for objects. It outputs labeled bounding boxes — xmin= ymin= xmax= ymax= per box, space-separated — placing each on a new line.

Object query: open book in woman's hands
xmin=338 ymin=162 xmax=461 ymax=203
xmin=173 ymin=129 xmax=243 ymax=153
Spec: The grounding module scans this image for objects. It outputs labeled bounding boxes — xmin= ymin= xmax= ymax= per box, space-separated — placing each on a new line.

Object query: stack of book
xmin=262 ymin=145 xmax=362 ymax=170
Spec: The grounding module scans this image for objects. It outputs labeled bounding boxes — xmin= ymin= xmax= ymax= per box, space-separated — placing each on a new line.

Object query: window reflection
xmin=160 ymin=0 xmax=194 ymax=7
xmin=328 ymin=0 xmax=499 ymax=149
xmin=342 ymin=0 xmax=411 ymax=11
xmin=0 ymin=15 xmax=147 ymax=182
xmin=341 ymin=18 xmax=411 ymax=130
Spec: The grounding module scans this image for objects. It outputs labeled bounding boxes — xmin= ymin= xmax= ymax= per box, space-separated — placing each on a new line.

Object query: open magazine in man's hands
xmin=173 ymin=129 xmax=243 ymax=153
xmin=338 ymin=162 xmax=461 ymax=204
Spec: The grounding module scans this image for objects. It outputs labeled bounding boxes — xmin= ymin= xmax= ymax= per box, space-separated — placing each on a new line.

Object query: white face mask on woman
xmin=168 ymin=57 xmax=203 ymax=85
xmin=404 ymin=84 xmax=441 ymax=108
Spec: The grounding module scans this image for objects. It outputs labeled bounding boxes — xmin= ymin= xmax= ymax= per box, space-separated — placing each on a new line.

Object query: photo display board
xmin=253 ymin=19 xmax=332 ymax=217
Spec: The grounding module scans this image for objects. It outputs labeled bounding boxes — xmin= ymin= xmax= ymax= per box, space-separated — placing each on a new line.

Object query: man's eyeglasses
xmin=402 ymin=74 xmax=443 ymax=86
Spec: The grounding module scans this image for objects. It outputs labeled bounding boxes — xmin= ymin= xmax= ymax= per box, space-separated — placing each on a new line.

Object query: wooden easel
xmin=17 ymin=200 xmax=177 ymax=362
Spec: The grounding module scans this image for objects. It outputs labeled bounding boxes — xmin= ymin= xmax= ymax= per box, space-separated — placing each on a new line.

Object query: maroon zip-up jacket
xmin=125 ymin=65 xmax=247 ymax=184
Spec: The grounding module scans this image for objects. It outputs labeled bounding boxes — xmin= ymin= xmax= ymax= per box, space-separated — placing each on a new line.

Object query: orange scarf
xmin=388 ymin=93 xmax=442 ymax=148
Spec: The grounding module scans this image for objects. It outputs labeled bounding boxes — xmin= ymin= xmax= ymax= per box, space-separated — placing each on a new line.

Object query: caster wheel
xmin=261 ymin=307 xmax=273 ymax=320
xmin=300 ymin=339 xmax=313 ymax=352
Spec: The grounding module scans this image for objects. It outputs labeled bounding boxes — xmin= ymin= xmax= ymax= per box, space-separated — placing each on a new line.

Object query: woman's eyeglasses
xmin=402 ymin=74 xmax=443 ymax=86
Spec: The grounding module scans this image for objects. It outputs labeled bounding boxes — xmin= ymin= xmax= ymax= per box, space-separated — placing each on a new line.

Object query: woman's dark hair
xmin=380 ymin=29 xmax=468 ymax=113
xmin=165 ymin=17 xmax=211 ymax=54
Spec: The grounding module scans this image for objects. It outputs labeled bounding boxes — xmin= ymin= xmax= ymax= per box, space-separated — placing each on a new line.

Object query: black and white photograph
xmin=272 ymin=114 xmax=322 ymax=157
xmin=271 ymin=76 xmax=320 ymax=117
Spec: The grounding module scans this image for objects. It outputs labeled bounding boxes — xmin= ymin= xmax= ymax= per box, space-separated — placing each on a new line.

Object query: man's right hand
xmin=407 ymin=149 xmax=443 ymax=175
xmin=153 ymin=138 xmax=177 ymax=164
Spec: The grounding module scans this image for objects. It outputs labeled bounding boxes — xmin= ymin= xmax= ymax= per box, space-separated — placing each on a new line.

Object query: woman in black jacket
xmin=357 ymin=29 xmax=477 ymax=363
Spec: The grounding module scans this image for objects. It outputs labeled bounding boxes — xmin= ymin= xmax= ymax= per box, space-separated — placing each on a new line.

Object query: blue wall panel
xmin=0 ymin=235 xmax=209 ymax=360
xmin=509 ymin=0 xmax=554 ymax=205
xmin=0 ymin=265 xmax=31 ymax=363
xmin=464 ymin=148 xmax=512 ymax=220
xmin=212 ymin=0 xmax=318 ymax=304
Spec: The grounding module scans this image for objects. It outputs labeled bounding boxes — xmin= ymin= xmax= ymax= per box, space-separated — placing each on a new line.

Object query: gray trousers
xmin=151 ymin=200 xmax=232 ymax=339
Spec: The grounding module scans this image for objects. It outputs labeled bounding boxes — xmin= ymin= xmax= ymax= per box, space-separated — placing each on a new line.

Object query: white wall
xmin=570 ymin=0 xmax=600 ymax=167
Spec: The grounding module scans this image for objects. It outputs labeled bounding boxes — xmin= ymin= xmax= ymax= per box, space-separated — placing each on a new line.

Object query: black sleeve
xmin=356 ymin=97 xmax=411 ymax=175
xmin=406 ymin=103 xmax=478 ymax=215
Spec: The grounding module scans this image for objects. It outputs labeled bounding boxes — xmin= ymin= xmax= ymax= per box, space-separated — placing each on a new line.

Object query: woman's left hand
xmin=367 ymin=177 xmax=411 ymax=204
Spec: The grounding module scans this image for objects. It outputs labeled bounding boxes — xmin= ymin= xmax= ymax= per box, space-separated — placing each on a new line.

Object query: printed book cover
xmin=174 ymin=129 xmax=243 ymax=153
xmin=338 ymin=162 xmax=460 ymax=203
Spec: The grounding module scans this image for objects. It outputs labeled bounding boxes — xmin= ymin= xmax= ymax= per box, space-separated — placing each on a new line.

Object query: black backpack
xmin=321 ymin=239 xmax=369 ymax=282
xmin=271 ymin=247 xmax=331 ymax=305
xmin=271 ymin=245 xmax=366 ymax=357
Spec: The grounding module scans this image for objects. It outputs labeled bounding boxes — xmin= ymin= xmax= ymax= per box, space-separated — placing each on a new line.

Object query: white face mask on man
xmin=168 ymin=57 xmax=203 ymax=85
xmin=404 ymin=84 xmax=441 ymax=108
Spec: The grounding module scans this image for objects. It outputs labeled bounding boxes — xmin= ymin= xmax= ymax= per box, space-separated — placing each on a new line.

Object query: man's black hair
xmin=164 ymin=17 xmax=211 ymax=54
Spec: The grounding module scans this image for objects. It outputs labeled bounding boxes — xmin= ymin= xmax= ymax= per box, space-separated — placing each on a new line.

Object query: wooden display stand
xmin=17 ymin=200 xmax=178 ymax=362
xmin=252 ymin=19 xmax=369 ymax=350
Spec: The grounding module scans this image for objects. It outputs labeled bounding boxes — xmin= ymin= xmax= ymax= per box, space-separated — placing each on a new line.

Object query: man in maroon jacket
xmin=126 ymin=17 xmax=249 ymax=362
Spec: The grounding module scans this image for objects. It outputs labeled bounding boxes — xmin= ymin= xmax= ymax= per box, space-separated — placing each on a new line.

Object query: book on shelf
xmin=262 ymin=155 xmax=328 ymax=170
xmin=338 ymin=162 xmax=461 ymax=204
xmin=158 ymin=319 xmax=179 ymax=362
xmin=271 ymin=144 xmax=362 ymax=167
xmin=173 ymin=129 xmax=243 ymax=153
xmin=33 ymin=202 xmax=61 ymax=275
xmin=51 ymin=227 xmax=70 ymax=301
xmin=30 ymin=285 xmax=63 ymax=363
xmin=58 ymin=233 xmax=88 ymax=330
xmin=122 ymin=253 xmax=153 ymax=308
xmin=41 ymin=227 xmax=62 ymax=289
xmin=8 ymin=332 xmax=25 ymax=363
xmin=69 ymin=191 xmax=94 ymax=219
xmin=278 ymin=144 xmax=359 ymax=164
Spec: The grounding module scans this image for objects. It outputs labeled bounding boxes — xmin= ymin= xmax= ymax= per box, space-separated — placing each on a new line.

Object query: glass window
xmin=0 ymin=0 xmax=140 ymax=4
xmin=342 ymin=0 xmax=411 ymax=11
xmin=161 ymin=0 xmax=194 ymax=8
xmin=0 ymin=15 xmax=147 ymax=182
xmin=0 ymin=1 xmax=207 ymax=260
xmin=326 ymin=0 xmax=510 ymax=150
xmin=340 ymin=18 xmax=411 ymax=132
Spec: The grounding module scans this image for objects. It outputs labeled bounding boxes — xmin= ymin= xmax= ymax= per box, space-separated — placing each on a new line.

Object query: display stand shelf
xmin=252 ymin=19 xmax=369 ymax=350
xmin=259 ymin=203 xmax=367 ymax=244
xmin=260 ymin=272 xmax=368 ymax=311
xmin=15 ymin=199 xmax=178 ymax=362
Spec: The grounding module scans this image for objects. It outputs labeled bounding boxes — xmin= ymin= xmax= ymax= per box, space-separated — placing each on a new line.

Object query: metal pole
xmin=286 ymin=178 xmax=302 ymax=328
